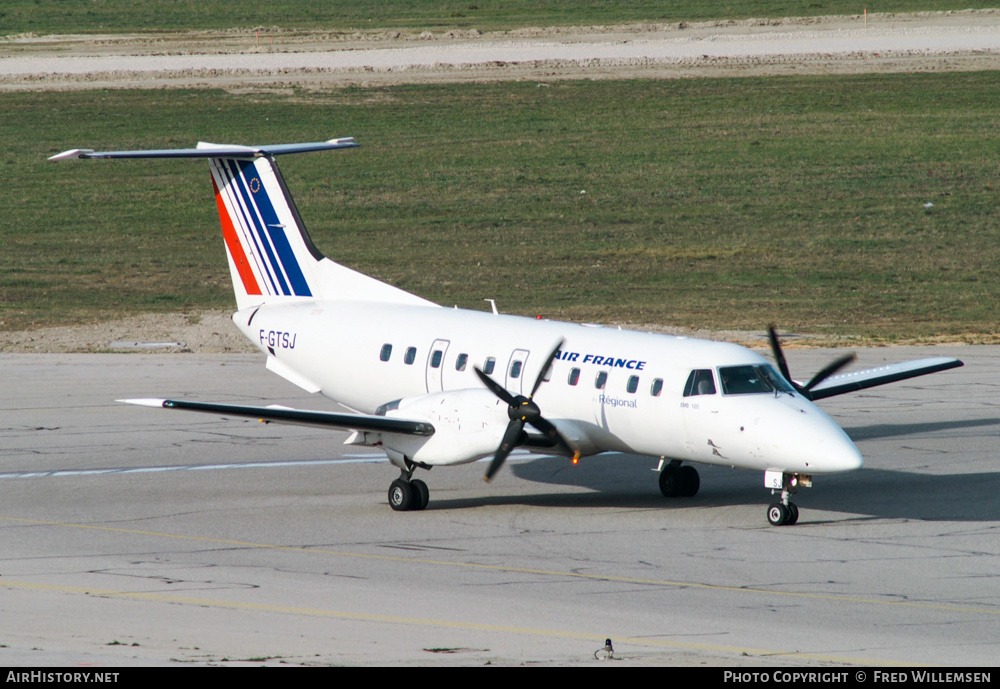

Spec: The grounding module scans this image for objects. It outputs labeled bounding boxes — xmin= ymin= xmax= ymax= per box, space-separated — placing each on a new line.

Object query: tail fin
xmin=51 ymin=139 xmax=435 ymax=311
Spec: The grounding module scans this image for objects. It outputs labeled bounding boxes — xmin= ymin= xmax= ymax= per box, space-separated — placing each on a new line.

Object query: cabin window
xmin=626 ymin=375 xmax=639 ymax=394
xmin=379 ymin=344 xmax=392 ymax=362
xmin=404 ymin=347 xmax=417 ymax=365
xmin=568 ymin=368 xmax=580 ymax=386
xmin=483 ymin=357 xmax=496 ymax=375
xmin=595 ymin=371 xmax=608 ymax=389
xmin=650 ymin=378 xmax=663 ymax=397
xmin=455 ymin=353 xmax=468 ymax=371
xmin=510 ymin=360 xmax=523 ymax=379
xmin=430 ymin=350 xmax=443 ymax=368
xmin=683 ymin=369 xmax=717 ymax=397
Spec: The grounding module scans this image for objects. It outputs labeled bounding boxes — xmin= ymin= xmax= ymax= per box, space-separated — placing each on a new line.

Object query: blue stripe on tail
xmin=227 ymin=160 xmax=290 ymax=296
xmin=237 ymin=159 xmax=312 ymax=297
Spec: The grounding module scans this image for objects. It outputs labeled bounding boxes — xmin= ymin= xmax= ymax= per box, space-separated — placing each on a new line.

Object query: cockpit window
xmin=718 ymin=364 xmax=795 ymax=395
xmin=683 ymin=369 xmax=717 ymax=397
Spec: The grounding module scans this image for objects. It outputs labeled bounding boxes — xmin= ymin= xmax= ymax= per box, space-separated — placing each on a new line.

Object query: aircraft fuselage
xmin=236 ymin=300 xmax=863 ymax=475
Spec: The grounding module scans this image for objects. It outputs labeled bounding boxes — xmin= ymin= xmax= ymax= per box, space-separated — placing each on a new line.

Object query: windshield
xmin=718 ymin=364 xmax=795 ymax=395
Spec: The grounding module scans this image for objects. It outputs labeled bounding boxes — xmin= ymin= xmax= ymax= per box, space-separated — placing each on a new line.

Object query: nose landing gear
xmin=765 ymin=471 xmax=810 ymax=526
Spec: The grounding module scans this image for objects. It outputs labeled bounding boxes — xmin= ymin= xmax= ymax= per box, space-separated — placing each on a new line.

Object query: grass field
xmin=1 ymin=1 xmax=996 ymax=34
xmin=5 ymin=73 xmax=999 ymax=341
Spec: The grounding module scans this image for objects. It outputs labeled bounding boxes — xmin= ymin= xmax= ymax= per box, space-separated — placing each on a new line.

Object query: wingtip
xmin=118 ymin=398 xmax=168 ymax=408
xmin=48 ymin=149 xmax=94 ymax=161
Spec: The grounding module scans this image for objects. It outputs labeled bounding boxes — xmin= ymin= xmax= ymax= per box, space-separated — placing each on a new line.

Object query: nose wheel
xmin=767 ymin=501 xmax=799 ymax=526
xmin=764 ymin=471 xmax=808 ymax=526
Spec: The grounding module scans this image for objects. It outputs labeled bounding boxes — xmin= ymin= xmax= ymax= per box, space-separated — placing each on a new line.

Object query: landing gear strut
xmin=388 ymin=461 xmax=430 ymax=512
xmin=657 ymin=459 xmax=700 ymax=498
xmin=765 ymin=471 xmax=809 ymax=526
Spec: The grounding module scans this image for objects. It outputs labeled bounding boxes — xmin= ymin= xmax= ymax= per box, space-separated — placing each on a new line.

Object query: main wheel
xmin=678 ymin=465 xmax=700 ymax=497
xmin=767 ymin=502 xmax=790 ymax=526
xmin=658 ymin=468 xmax=679 ymax=497
xmin=388 ymin=479 xmax=414 ymax=511
xmin=410 ymin=479 xmax=429 ymax=511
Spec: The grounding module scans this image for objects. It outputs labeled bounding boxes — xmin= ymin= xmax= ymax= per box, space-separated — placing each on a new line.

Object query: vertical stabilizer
xmin=50 ymin=139 xmax=437 ymax=311
xmin=209 ymin=153 xmax=322 ymax=309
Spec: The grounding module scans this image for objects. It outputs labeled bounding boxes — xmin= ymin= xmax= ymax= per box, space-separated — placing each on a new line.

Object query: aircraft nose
xmin=793 ymin=404 xmax=863 ymax=473
xmin=819 ymin=425 xmax=864 ymax=472
xmin=762 ymin=398 xmax=864 ymax=473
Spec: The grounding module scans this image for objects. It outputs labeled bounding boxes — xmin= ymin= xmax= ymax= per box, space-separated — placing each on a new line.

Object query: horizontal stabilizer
xmin=119 ymin=398 xmax=435 ymax=436
xmin=49 ymin=138 xmax=358 ymax=161
xmin=807 ymin=357 xmax=963 ymax=400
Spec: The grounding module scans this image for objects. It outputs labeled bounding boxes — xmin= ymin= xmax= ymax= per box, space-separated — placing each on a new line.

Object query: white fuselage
xmin=234 ymin=300 xmax=864 ymax=475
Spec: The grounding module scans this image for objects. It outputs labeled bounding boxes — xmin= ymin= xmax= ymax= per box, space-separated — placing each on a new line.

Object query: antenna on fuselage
xmin=484 ymin=298 xmax=499 ymax=315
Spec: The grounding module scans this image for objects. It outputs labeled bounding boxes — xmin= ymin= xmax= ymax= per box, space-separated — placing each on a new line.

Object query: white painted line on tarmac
xmin=0 ymin=455 xmax=388 ymax=479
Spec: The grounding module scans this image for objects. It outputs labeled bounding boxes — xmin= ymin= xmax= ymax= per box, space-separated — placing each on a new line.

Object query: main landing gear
xmin=657 ymin=459 xmax=700 ymax=498
xmin=388 ymin=462 xmax=430 ymax=512
xmin=388 ymin=477 xmax=429 ymax=511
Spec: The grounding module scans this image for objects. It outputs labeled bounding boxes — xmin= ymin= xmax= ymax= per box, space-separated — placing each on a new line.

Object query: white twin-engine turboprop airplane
xmin=52 ymin=138 xmax=964 ymax=525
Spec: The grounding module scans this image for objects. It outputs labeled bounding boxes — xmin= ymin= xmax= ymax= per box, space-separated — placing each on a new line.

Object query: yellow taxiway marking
xmin=3 ymin=515 xmax=996 ymax=620
xmin=0 ymin=578 xmax=909 ymax=666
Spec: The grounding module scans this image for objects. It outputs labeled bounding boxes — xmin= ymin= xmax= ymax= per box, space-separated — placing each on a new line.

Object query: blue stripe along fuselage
xmin=234 ymin=159 xmax=312 ymax=298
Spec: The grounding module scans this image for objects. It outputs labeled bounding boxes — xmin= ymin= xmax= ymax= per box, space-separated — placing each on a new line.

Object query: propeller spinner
xmin=767 ymin=326 xmax=856 ymax=400
xmin=474 ymin=339 xmax=574 ymax=482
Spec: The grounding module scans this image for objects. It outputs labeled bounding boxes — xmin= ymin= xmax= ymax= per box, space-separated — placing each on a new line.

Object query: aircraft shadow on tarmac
xmin=424 ymin=416 xmax=1000 ymax=523
xmin=844 ymin=416 xmax=1000 ymax=441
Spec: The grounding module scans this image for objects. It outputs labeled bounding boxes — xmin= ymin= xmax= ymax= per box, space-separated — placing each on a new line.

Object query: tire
xmin=786 ymin=502 xmax=799 ymax=525
xmin=410 ymin=479 xmax=429 ymax=511
xmin=678 ymin=465 xmax=700 ymax=497
xmin=388 ymin=479 xmax=414 ymax=511
xmin=658 ymin=469 xmax=679 ymax=498
xmin=767 ymin=502 xmax=789 ymax=526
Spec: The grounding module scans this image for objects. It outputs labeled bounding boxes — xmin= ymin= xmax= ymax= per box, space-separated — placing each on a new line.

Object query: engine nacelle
xmin=378 ymin=388 xmax=510 ymax=466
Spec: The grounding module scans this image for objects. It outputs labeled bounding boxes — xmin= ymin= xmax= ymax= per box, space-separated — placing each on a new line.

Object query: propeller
xmin=767 ymin=325 xmax=856 ymax=400
xmin=474 ymin=339 xmax=575 ymax=482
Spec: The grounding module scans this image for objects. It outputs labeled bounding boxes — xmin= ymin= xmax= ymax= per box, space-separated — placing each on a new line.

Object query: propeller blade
xmin=485 ymin=418 xmax=524 ymax=482
xmin=474 ymin=366 xmax=519 ymax=408
xmin=767 ymin=325 xmax=795 ymax=387
xmin=526 ymin=415 xmax=575 ymax=456
xmin=803 ymin=353 xmax=857 ymax=393
xmin=767 ymin=325 xmax=856 ymax=400
xmin=529 ymin=338 xmax=565 ymax=399
xmin=476 ymin=338 xmax=577 ymax=480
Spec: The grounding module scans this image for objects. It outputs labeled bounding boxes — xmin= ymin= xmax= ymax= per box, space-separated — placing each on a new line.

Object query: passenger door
xmin=426 ymin=339 xmax=450 ymax=392
xmin=505 ymin=348 xmax=530 ymax=394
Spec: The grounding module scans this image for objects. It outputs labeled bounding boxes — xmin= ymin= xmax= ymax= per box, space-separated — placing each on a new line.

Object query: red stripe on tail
xmin=213 ymin=176 xmax=262 ymax=296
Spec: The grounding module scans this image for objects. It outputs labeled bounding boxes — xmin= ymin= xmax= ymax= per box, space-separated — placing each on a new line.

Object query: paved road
xmin=3 ymin=12 xmax=1000 ymax=89
xmin=0 ymin=347 xmax=995 ymax=666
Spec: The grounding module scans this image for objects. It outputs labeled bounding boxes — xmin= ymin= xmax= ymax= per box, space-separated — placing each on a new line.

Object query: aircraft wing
xmin=120 ymin=398 xmax=434 ymax=436
xmin=806 ymin=357 xmax=963 ymax=401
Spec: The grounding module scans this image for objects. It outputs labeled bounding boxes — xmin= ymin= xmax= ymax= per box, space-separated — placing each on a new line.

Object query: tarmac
xmin=0 ymin=345 xmax=996 ymax=666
